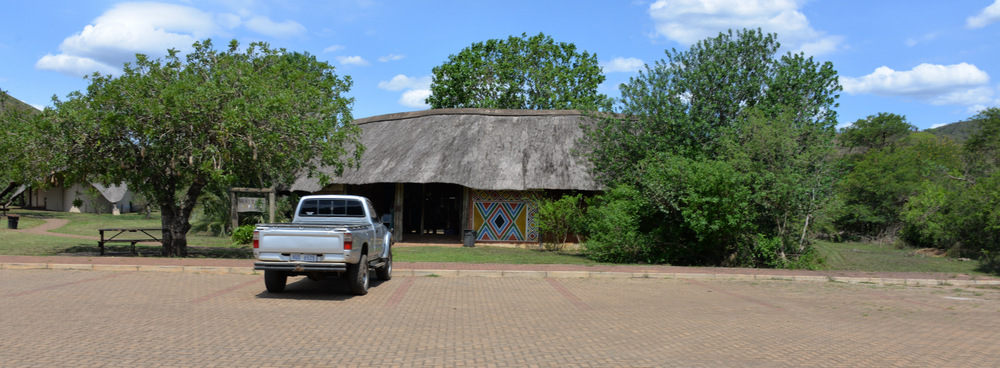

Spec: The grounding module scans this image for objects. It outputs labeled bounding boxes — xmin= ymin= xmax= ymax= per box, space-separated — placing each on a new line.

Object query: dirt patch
xmin=913 ymin=248 xmax=948 ymax=257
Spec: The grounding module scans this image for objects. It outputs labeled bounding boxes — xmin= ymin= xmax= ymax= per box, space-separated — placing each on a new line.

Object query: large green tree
xmin=838 ymin=112 xmax=916 ymax=154
xmin=47 ymin=40 xmax=362 ymax=256
xmin=835 ymin=132 xmax=962 ymax=239
xmin=0 ymin=90 xmax=56 ymax=199
xmin=902 ymin=107 xmax=1000 ymax=271
xmin=585 ymin=28 xmax=840 ymax=184
xmin=427 ymin=32 xmax=611 ymax=110
xmin=582 ymin=29 xmax=841 ymax=267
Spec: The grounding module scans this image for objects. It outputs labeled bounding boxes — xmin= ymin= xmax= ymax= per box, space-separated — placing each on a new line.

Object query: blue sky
xmin=2 ymin=0 xmax=1000 ymax=130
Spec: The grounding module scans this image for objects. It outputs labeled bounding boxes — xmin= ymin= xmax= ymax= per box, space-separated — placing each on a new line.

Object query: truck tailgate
xmin=258 ymin=227 xmax=346 ymax=254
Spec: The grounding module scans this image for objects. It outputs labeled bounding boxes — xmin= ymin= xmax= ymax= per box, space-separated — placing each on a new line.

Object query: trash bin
xmin=463 ymin=230 xmax=476 ymax=247
xmin=7 ymin=214 xmax=19 ymax=230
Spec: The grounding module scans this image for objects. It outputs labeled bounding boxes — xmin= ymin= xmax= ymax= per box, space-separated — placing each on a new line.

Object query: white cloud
xmin=378 ymin=74 xmax=432 ymax=108
xmin=798 ymin=35 xmax=843 ymax=56
xmin=35 ymin=2 xmax=308 ymax=78
xmin=967 ymin=0 xmax=1000 ymax=28
xmin=378 ymin=53 xmax=406 ymax=62
xmin=245 ymin=15 xmax=306 ymax=38
xmin=216 ymin=13 xmax=242 ymax=29
xmin=905 ymin=32 xmax=940 ymax=47
xmin=929 ymin=123 xmax=948 ymax=129
xmin=336 ymin=55 xmax=369 ymax=66
xmin=36 ymin=53 xmax=119 ymax=77
xmin=842 ymin=63 xmax=994 ymax=108
xmin=377 ymin=74 xmax=431 ymax=91
xmin=602 ymin=57 xmax=645 ymax=73
xmin=37 ymin=2 xmax=220 ymax=77
xmin=930 ymin=86 xmax=994 ymax=106
xmin=647 ymin=0 xmax=843 ymax=56
xmin=399 ymin=89 xmax=431 ymax=108
xmin=323 ymin=44 xmax=345 ymax=53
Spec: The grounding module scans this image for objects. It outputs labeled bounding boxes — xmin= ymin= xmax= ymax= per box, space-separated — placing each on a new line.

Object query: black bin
xmin=463 ymin=230 xmax=476 ymax=247
xmin=7 ymin=214 xmax=19 ymax=229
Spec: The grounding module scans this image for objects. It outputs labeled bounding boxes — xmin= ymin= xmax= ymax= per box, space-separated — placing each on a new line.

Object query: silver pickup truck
xmin=252 ymin=195 xmax=392 ymax=295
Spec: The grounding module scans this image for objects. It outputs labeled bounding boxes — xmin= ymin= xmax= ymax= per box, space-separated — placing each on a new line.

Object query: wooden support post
xmin=394 ymin=183 xmax=404 ymax=242
xmin=460 ymin=187 xmax=469 ymax=233
xmin=230 ymin=191 xmax=238 ymax=231
xmin=268 ymin=190 xmax=276 ymax=223
xmin=420 ymin=183 xmax=425 ymax=235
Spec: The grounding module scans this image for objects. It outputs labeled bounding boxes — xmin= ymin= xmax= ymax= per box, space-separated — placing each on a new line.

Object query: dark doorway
xmin=346 ymin=183 xmax=395 ymax=217
xmin=403 ymin=183 xmax=462 ymax=243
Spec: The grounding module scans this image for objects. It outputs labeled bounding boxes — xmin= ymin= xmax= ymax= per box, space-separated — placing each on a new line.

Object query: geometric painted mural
xmin=473 ymin=202 xmax=526 ymax=241
xmin=471 ymin=190 xmax=540 ymax=242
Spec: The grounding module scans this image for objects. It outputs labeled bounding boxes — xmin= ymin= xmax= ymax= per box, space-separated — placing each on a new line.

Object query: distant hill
xmin=924 ymin=119 xmax=980 ymax=143
xmin=0 ymin=91 xmax=38 ymax=114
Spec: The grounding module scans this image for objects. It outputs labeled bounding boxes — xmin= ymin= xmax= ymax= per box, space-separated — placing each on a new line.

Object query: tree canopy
xmin=1 ymin=90 xmax=62 ymax=207
xmin=426 ymin=32 xmax=611 ymax=111
xmin=839 ymin=112 xmax=916 ymax=153
xmin=45 ymin=39 xmax=362 ymax=256
xmin=581 ymin=29 xmax=841 ymax=267
xmin=900 ymin=108 xmax=1000 ymax=270
xmin=585 ymin=28 xmax=841 ymax=185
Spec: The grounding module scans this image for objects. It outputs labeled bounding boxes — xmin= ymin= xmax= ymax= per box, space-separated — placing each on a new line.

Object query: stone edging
xmin=4 ymin=262 xmax=1000 ymax=286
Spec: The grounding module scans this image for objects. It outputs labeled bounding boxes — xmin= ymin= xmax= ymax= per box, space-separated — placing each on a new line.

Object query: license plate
xmin=290 ymin=253 xmax=318 ymax=262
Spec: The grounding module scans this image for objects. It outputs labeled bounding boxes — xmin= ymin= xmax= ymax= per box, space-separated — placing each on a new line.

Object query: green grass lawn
xmin=0 ymin=231 xmax=97 ymax=256
xmin=813 ymin=240 xmax=988 ymax=276
xmin=2 ymin=209 xmax=237 ymax=255
xmin=1 ymin=209 xmax=995 ymax=275
xmin=394 ymin=246 xmax=599 ymax=265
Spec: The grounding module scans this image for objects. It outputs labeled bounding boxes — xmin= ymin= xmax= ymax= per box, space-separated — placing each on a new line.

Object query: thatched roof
xmin=91 ymin=183 xmax=129 ymax=203
xmin=292 ymin=109 xmax=600 ymax=192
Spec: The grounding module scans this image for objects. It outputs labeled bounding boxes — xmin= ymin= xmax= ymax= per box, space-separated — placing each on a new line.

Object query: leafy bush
xmin=535 ymin=193 xmax=588 ymax=250
xmin=231 ymin=224 xmax=256 ymax=245
xmin=834 ymin=132 xmax=961 ymax=240
xmin=583 ymin=185 xmax=665 ymax=264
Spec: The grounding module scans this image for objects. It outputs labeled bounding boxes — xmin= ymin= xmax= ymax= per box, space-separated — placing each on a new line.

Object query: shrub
xmin=535 ymin=194 xmax=587 ymax=250
xmin=231 ymin=224 xmax=256 ymax=245
xmin=583 ymin=185 xmax=665 ymax=264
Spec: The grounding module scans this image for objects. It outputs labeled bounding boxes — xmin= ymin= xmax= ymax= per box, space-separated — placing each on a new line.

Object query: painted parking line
xmin=385 ymin=276 xmax=415 ymax=308
xmin=684 ymin=278 xmax=783 ymax=310
xmin=546 ymin=278 xmax=592 ymax=311
xmin=1 ymin=272 xmax=133 ymax=298
xmin=190 ymin=278 xmax=261 ymax=304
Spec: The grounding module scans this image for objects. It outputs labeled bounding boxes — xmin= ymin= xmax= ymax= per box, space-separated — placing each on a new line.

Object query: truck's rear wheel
xmin=347 ymin=254 xmax=369 ymax=295
xmin=375 ymin=248 xmax=392 ymax=281
xmin=264 ymin=270 xmax=287 ymax=293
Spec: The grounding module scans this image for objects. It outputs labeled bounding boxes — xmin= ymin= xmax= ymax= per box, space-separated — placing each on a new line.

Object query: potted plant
xmin=70 ymin=198 xmax=84 ymax=213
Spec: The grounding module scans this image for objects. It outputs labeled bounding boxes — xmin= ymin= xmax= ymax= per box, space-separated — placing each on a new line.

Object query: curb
xmin=4 ymin=262 xmax=999 ymax=286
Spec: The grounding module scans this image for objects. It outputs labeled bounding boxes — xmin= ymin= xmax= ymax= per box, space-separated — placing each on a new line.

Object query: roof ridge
xmin=353 ymin=108 xmax=583 ymax=125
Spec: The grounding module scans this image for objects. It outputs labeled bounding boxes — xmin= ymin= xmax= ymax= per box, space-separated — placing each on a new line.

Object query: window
xmin=299 ymin=199 xmax=366 ymax=217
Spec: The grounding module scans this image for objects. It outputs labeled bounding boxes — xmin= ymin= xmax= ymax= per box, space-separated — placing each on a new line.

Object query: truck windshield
xmin=299 ymin=199 xmax=365 ymax=217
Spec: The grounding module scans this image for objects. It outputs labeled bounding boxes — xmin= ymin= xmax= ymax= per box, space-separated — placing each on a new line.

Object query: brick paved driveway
xmin=1 ymin=269 xmax=998 ymax=367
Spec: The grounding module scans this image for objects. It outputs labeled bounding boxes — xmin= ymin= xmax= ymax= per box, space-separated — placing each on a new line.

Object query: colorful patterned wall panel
xmin=471 ymin=190 xmax=540 ymax=242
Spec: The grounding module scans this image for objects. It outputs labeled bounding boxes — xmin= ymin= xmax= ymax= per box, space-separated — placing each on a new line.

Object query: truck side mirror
xmin=380 ymin=214 xmax=392 ymax=224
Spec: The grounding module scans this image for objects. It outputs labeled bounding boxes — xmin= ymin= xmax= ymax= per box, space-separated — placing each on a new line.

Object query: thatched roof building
xmin=292 ymin=109 xmax=600 ymax=244
xmin=292 ymin=108 xmax=599 ymax=192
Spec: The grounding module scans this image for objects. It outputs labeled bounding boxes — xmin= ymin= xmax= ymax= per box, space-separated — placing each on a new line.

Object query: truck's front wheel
xmin=264 ymin=270 xmax=287 ymax=293
xmin=347 ymin=254 xmax=369 ymax=295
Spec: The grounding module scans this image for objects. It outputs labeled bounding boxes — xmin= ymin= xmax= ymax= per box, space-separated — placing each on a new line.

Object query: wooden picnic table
xmin=98 ymin=228 xmax=162 ymax=255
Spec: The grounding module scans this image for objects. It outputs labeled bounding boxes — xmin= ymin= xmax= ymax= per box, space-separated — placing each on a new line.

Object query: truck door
xmin=366 ymin=199 xmax=385 ymax=256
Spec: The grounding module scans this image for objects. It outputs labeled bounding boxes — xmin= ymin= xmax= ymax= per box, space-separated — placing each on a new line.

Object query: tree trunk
xmin=160 ymin=205 xmax=191 ymax=257
xmin=156 ymin=177 xmax=206 ymax=257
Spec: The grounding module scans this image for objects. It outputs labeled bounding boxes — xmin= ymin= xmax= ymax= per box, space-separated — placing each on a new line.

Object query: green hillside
xmin=924 ymin=119 xmax=980 ymax=143
xmin=0 ymin=91 xmax=39 ymax=114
